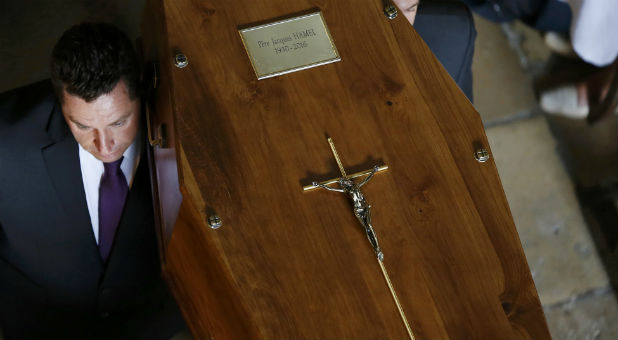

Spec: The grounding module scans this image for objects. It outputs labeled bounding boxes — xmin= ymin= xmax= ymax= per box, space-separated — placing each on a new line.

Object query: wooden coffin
xmin=140 ymin=0 xmax=551 ymax=338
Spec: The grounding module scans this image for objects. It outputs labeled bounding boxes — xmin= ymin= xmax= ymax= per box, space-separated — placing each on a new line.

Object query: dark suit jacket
xmin=0 ymin=80 xmax=183 ymax=339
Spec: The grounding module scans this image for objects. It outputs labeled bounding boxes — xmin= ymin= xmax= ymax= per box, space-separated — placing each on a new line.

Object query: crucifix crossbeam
xmin=302 ymin=165 xmax=389 ymax=192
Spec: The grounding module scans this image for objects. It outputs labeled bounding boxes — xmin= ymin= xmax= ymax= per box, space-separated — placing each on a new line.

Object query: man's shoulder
xmin=0 ymin=79 xmax=58 ymax=131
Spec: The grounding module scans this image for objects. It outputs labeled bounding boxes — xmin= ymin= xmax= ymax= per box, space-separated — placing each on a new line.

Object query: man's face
xmin=393 ymin=0 xmax=419 ymax=25
xmin=61 ymin=80 xmax=140 ymax=163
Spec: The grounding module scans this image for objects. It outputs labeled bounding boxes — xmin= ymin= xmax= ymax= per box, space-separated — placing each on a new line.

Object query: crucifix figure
xmin=312 ymin=165 xmax=384 ymax=261
xmin=304 ymin=137 xmax=415 ymax=339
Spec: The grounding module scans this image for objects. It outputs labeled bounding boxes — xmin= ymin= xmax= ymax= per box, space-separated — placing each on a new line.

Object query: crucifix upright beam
xmin=304 ymin=137 xmax=415 ymax=340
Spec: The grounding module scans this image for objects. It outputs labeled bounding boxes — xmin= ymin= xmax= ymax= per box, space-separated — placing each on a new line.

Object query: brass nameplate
xmin=239 ymin=11 xmax=340 ymax=79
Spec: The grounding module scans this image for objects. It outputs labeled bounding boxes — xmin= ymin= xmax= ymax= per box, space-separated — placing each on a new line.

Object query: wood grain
xmin=142 ymin=0 xmax=551 ymax=338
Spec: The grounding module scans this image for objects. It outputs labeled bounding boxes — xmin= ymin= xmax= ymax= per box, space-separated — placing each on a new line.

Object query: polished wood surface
xmin=142 ymin=0 xmax=551 ymax=338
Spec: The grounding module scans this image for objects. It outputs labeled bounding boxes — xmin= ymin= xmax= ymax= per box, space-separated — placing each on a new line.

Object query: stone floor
xmin=1 ymin=2 xmax=618 ymax=339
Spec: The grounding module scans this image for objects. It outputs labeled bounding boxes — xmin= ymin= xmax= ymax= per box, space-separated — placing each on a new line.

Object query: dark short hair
xmin=50 ymin=22 xmax=140 ymax=103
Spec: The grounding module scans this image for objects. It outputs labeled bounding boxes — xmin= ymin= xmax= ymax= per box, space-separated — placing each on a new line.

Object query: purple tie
xmin=98 ymin=157 xmax=128 ymax=262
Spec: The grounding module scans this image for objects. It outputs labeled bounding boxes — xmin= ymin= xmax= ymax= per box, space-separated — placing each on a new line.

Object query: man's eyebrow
xmin=108 ymin=113 xmax=132 ymax=126
xmin=69 ymin=117 xmax=89 ymax=127
xmin=405 ymin=2 xmax=419 ymax=11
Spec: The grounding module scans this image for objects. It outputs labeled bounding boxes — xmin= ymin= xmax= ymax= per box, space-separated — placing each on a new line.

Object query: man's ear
xmin=141 ymin=62 xmax=158 ymax=102
xmin=134 ymin=36 xmax=151 ymax=102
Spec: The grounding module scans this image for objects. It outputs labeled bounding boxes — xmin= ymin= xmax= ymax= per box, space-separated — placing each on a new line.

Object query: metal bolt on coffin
xmin=474 ymin=148 xmax=490 ymax=162
xmin=174 ymin=54 xmax=188 ymax=68
xmin=383 ymin=0 xmax=398 ymax=19
xmin=207 ymin=214 xmax=222 ymax=229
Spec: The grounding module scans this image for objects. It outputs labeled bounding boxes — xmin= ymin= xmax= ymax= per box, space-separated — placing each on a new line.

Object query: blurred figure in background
xmin=463 ymin=0 xmax=618 ymax=123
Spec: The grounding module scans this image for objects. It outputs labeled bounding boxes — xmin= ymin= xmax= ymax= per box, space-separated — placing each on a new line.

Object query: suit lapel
xmin=41 ymin=103 xmax=102 ymax=269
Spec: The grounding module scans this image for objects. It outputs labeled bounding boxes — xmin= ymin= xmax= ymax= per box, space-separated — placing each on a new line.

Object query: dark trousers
xmin=415 ymin=0 xmax=477 ymax=102
xmin=462 ymin=0 xmax=571 ymax=35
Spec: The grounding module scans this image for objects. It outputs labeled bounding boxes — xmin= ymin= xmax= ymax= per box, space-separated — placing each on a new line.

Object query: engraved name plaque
xmin=239 ymin=11 xmax=341 ymax=79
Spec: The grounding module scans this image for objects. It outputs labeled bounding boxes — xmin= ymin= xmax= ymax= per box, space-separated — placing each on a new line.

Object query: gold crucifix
xmin=304 ymin=137 xmax=415 ymax=340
